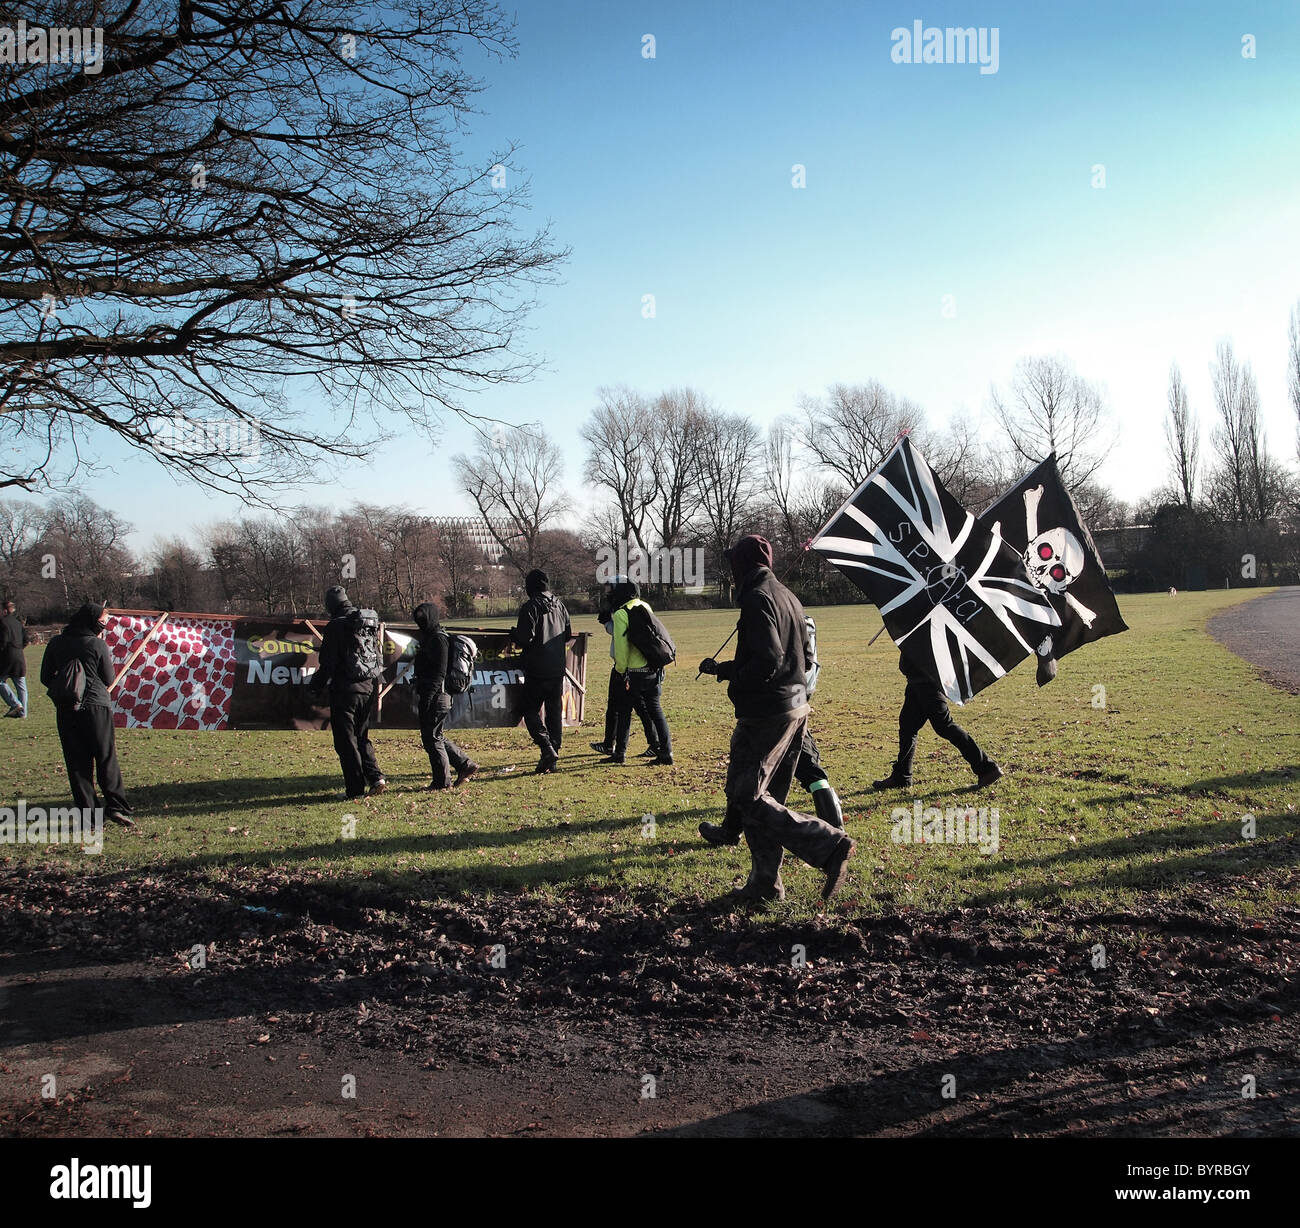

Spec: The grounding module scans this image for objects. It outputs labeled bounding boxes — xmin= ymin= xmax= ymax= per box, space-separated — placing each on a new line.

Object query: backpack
xmin=46 ymin=648 xmax=86 ymax=710
xmin=342 ymin=608 xmax=382 ymax=682
xmin=625 ymin=603 xmax=676 ymax=669
xmin=804 ymin=616 xmax=820 ymax=695
xmin=443 ymin=633 xmax=478 ymax=695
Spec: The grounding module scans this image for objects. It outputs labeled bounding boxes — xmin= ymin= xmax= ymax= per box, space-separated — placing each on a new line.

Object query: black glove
xmin=699 ymin=658 xmax=719 ymax=675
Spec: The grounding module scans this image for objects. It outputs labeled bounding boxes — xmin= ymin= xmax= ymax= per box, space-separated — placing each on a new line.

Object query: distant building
xmin=431 ymin=517 xmax=512 ymax=564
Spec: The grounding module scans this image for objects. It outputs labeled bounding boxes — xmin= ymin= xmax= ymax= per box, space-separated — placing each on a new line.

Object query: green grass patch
xmin=3 ymin=590 xmax=1296 ymax=916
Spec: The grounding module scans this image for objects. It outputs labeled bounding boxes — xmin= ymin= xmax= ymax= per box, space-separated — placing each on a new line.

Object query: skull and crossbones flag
xmin=810 ymin=436 xmax=1060 ymax=704
xmin=979 ymin=453 xmax=1128 ymax=684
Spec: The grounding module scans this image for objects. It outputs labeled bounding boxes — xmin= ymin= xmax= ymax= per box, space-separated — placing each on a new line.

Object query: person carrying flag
xmin=872 ymin=650 xmax=1002 ymax=790
xmin=698 ymin=535 xmax=855 ymax=903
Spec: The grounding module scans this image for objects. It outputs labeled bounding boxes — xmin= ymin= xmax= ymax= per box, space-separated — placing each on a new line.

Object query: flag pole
xmin=867 ymin=623 xmax=887 ymax=646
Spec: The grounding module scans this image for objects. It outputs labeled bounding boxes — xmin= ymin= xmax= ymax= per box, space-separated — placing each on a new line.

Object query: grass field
xmin=3 ymin=589 xmax=1297 ymax=918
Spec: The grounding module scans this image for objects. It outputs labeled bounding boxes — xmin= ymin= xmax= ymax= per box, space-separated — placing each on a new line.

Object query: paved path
xmin=1207 ymin=586 xmax=1300 ymax=694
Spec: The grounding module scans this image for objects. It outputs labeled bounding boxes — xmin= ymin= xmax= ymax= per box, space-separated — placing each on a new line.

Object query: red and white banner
xmin=102 ymin=611 xmax=588 ymax=731
xmin=105 ymin=614 xmax=237 ymax=730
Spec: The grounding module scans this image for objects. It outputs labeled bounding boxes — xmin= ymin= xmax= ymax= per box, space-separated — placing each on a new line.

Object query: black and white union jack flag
xmin=810 ymin=436 xmax=1061 ymax=704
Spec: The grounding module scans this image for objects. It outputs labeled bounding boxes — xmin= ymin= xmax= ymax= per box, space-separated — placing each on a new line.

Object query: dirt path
xmin=1208 ymin=587 xmax=1300 ymax=694
xmin=2 ymin=866 xmax=1297 ymax=1137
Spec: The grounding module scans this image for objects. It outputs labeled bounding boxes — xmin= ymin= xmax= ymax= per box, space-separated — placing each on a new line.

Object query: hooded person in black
xmin=412 ymin=601 xmax=478 ymax=790
xmin=872 ymin=650 xmax=1001 ymax=790
xmin=39 ymin=602 xmax=133 ymax=827
xmin=308 ymin=585 xmax=387 ymax=799
xmin=508 ymin=569 xmax=572 ymax=773
xmin=698 ymin=536 xmax=855 ymax=902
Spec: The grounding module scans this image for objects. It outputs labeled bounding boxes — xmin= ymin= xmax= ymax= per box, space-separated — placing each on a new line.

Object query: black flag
xmin=810 ymin=436 xmax=1060 ymax=705
xmin=979 ymin=454 xmax=1128 ymax=684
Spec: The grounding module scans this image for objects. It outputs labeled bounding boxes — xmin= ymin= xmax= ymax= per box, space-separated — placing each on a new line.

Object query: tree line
xmin=4 ymin=335 xmax=1299 ymax=621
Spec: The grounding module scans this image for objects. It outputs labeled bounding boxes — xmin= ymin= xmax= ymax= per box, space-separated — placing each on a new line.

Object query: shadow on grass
xmin=966 ymin=815 xmax=1298 ymax=907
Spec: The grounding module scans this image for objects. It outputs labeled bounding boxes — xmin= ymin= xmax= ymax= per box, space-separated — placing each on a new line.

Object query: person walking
xmin=602 ymin=579 xmax=673 ymax=766
xmin=701 ymin=613 xmax=842 ymax=845
xmin=1 ymin=599 xmax=29 ymax=718
xmin=308 ymin=586 xmax=387 ymax=800
xmin=872 ymin=651 xmax=1002 ymax=790
xmin=508 ymin=569 xmax=572 ymax=774
xmin=590 ymin=576 xmax=663 ymax=759
xmin=698 ymin=535 xmax=855 ymax=902
xmin=411 ymin=601 xmax=478 ymax=790
xmin=39 ymin=602 xmax=133 ymax=828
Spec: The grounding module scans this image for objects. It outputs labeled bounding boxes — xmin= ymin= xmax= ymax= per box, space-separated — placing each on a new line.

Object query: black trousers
xmin=418 ymin=691 xmax=472 ymax=788
xmin=55 ymin=704 xmax=131 ymax=816
xmin=612 ymin=669 xmax=671 ymax=757
xmin=896 ymin=681 xmax=992 ymax=777
xmin=330 ymin=683 xmax=383 ymax=796
xmin=603 ymin=666 xmax=661 ymax=750
xmin=522 ymin=675 xmax=565 ymax=754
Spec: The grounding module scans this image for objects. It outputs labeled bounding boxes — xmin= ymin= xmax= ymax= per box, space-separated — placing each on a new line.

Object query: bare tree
xmin=41 ymin=494 xmax=137 ymax=606
xmin=142 ymin=538 xmax=208 ymax=610
xmin=797 ymin=381 xmax=923 ymax=489
xmin=646 ymin=387 xmax=707 ymax=550
xmin=453 ymin=426 xmax=570 ymax=577
xmin=205 ymin=517 xmax=300 ymax=614
xmin=0 ymin=0 xmax=564 ymax=497
xmin=0 ymin=497 xmax=44 ymax=598
xmin=1208 ymin=341 xmax=1256 ymax=521
xmin=696 ymin=409 xmax=762 ymax=598
xmin=1207 ymin=341 xmax=1289 ymax=533
xmin=1164 ymin=362 xmax=1199 ymax=507
xmin=581 ymin=386 xmax=655 ymax=549
xmin=990 ymin=355 xmax=1114 ymax=488
xmin=435 ymin=523 xmax=485 ymax=618
xmin=764 ymin=417 xmax=803 ymax=551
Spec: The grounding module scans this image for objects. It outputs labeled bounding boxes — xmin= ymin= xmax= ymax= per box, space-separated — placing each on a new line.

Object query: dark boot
xmin=822 ymin=837 xmax=856 ymax=900
xmin=729 ymin=876 xmax=785 ymax=903
xmin=811 ymin=783 xmax=843 ymax=828
xmin=699 ymin=821 xmax=741 ymax=847
xmin=872 ymin=768 xmax=911 ymax=790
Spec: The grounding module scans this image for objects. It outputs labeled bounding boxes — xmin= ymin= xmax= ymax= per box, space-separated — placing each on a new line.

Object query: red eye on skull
xmin=1050 ymin=564 xmax=1066 ymax=582
xmin=1038 ymin=542 xmax=1054 ymax=560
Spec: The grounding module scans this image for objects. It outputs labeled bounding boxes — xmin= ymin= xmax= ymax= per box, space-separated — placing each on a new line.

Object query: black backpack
xmin=443 ymin=633 xmax=478 ymax=695
xmin=46 ymin=648 xmax=86 ymax=710
xmin=342 ymin=608 xmax=382 ymax=682
xmin=625 ymin=603 xmax=676 ymax=668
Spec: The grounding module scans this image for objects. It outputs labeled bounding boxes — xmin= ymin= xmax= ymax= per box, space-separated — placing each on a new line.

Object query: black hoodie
xmin=311 ymin=587 xmax=375 ymax=695
xmin=714 ymin=566 xmax=812 ymax=720
xmin=510 ymin=583 xmax=572 ymax=681
xmin=412 ymin=602 xmax=449 ymax=696
xmin=41 ymin=602 xmax=115 ymax=709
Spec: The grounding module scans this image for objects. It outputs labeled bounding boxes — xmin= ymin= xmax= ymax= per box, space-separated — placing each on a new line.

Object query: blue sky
xmin=58 ymin=1 xmax=1300 ymax=552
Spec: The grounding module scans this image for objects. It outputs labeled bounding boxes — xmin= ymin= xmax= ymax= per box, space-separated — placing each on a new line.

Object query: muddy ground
xmin=2 ymin=863 xmax=1297 ymax=1137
